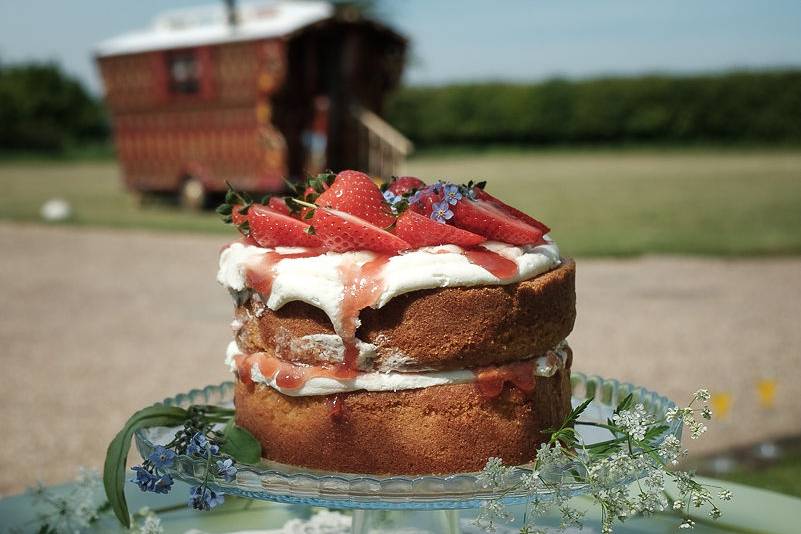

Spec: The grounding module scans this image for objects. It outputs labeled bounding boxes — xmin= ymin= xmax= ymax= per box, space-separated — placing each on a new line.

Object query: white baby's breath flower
xmin=709 ymin=506 xmax=722 ymax=519
xmin=659 ymin=435 xmax=685 ymax=465
xmin=611 ymin=403 xmax=653 ymax=441
xmin=690 ymin=421 xmax=708 ymax=440
xmin=519 ymin=470 xmax=542 ymax=492
xmin=673 ymin=500 xmax=684 ymax=510
xmin=719 ymin=489 xmax=733 ymax=501
xmin=477 ymin=457 xmax=511 ymax=489
xmin=701 ymin=406 xmax=712 ymax=420
xmin=680 ymin=518 xmax=695 ymax=529
xmin=694 ymin=389 xmax=711 ymax=402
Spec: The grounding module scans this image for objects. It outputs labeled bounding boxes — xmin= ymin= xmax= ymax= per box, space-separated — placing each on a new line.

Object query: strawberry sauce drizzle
xmin=463 ymin=248 xmax=519 ymax=280
xmin=326 ymin=394 xmax=348 ymax=422
xmin=474 ymin=360 xmax=537 ymax=399
xmin=334 ymin=255 xmax=390 ymax=377
xmin=234 ymin=351 xmax=542 ymax=400
xmin=236 ymin=352 xmax=349 ymax=388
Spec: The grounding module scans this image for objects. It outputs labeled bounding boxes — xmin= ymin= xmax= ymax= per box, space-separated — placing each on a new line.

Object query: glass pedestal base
xmin=352 ymin=508 xmax=460 ymax=534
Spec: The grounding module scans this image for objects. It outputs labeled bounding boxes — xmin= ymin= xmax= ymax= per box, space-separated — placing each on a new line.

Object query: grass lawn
xmin=714 ymin=450 xmax=801 ymax=498
xmin=1 ymin=148 xmax=801 ymax=256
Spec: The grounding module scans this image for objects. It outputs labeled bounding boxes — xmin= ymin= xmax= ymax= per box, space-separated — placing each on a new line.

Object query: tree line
xmin=385 ymin=70 xmax=801 ymax=148
xmin=0 ymin=61 xmax=107 ymax=153
xmin=2 ymin=62 xmax=800 ymax=154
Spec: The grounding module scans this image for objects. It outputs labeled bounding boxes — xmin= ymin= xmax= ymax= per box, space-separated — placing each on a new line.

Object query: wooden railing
xmin=351 ymin=103 xmax=413 ymax=178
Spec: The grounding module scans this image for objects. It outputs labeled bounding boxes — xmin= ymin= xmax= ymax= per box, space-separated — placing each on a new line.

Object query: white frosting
xmin=225 ymin=341 xmax=570 ymax=396
xmin=274 ymin=331 xmax=381 ymax=369
xmin=217 ymin=238 xmax=560 ymax=332
xmin=225 ymin=340 xmax=240 ymax=372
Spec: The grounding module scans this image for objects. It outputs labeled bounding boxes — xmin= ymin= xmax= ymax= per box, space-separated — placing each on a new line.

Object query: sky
xmin=1 ymin=0 xmax=801 ymax=94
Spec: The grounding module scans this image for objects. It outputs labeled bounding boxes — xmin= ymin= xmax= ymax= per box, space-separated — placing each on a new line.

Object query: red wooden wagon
xmin=95 ymin=1 xmax=411 ymax=208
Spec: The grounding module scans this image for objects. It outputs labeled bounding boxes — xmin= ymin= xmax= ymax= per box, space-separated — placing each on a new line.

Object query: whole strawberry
xmin=315 ymin=170 xmax=395 ymax=228
xmin=387 ymin=176 xmax=426 ymax=196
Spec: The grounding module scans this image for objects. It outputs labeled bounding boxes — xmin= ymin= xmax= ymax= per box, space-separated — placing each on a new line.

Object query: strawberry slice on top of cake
xmin=216 ymin=170 xmax=575 ymax=474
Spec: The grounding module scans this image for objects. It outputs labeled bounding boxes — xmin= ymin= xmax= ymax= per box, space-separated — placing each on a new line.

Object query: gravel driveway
xmin=1 ymin=223 xmax=799 ymax=495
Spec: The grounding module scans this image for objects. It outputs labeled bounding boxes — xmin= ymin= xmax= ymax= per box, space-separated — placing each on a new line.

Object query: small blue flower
xmin=408 ymin=190 xmax=423 ymax=205
xmin=188 ymin=485 xmax=225 ymax=511
xmin=383 ymin=189 xmax=400 ymax=205
xmin=187 ymin=432 xmax=220 ymax=457
xmin=131 ymin=465 xmax=157 ymax=492
xmin=216 ymin=458 xmax=237 ymax=482
xmin=443 ymin=184 xmax=462 ymax=205
xmin=430 ymin=200 xmax=454 ymax=224
xmin=152 ymin=473 xmax=174 ymax=494
xmin=148 ymin=445 xmax=176 ymax=470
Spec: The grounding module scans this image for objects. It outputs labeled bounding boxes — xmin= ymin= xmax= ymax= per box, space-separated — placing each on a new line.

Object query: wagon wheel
xmin=179 ymin=176 xmax=207 ymax=211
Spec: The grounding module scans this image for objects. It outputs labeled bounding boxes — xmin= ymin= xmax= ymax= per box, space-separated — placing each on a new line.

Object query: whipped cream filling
xmin=226 ymin=341 xmax=570 ymax=396
xmin=217 ymin=238 xmax=560 ymax=334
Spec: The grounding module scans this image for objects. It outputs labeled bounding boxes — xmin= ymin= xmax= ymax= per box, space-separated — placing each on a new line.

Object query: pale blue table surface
xmin=1 ymin=476 xmax=798 ymax=533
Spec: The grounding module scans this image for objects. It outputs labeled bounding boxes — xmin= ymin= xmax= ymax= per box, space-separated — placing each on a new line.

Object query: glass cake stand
xmin=134 ymin=373 xmax=681 ymax=533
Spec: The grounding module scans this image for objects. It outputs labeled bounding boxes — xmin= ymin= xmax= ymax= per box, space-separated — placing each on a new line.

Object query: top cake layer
xmin=217 ymin=171 xmax=572 ymax=379
xmin=218 ymin=238 xmax=561 ymax=335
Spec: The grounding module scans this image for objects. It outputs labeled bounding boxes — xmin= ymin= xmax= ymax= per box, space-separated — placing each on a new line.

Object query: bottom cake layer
xmin=234 ymin=365 xmax=572 ymax=475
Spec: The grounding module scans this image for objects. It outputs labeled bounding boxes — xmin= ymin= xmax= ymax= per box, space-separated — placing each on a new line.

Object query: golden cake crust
xmin=234 ymin=364 xmax=572 ymax=475
xmin=235 ymin=258 xmax=576 ymax=371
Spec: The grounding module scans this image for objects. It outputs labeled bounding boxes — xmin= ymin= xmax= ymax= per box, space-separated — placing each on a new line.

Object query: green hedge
xmin=385 ymin=71 xmax=801 ymax=147
xmin=0 ymin=62 xmax=108 ymax=152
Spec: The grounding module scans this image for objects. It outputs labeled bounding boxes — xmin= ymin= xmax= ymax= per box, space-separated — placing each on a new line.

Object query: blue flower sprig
xmin=104 ymin=404 xmax=260 ymax=528
xmin=392 ymin=179 xmax=486 ymax=223
xmin=130 ymin=426 xmax=239 ymax=512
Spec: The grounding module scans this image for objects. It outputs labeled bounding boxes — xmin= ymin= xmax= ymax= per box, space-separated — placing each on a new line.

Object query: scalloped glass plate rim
xmin=134 ymin=372 xmax=682 ymax=510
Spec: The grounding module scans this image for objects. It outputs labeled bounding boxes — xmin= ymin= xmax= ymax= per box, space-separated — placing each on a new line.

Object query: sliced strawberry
xmin=315 ymin=170 xmax=395 ymax=227
xmin=396 ymin=210 xmax=486 ymax=248
xmin=473 ymin=188 xmax=550 ymax=234
xmin=248 ymin=204 xmax=323 ymax=248
xmin=267 ymin=196 xmax=291 ymax=216
xmin=451 ymin=198 xmax=544 ymax=245
xmin=311 ymin=207 xmax=410 ymax=253
xmin=387 ymin=176 xmax=426 ymax=196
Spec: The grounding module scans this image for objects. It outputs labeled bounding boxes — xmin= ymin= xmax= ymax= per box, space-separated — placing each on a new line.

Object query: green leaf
xmin=566 ymin=397 xmax=593 ymax=426
xmin=220 ymin=420 xmax=262 ymax=464
xmin=103 ymin=405 xmax=187 ymax=528
xmin=615 ymin=393 xmax=634 ymax=415
xmin=216 ymin=204 xmax=232 ymax=216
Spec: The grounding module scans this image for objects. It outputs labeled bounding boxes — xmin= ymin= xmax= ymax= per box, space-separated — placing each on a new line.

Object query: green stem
xmin=148 ymin=502 xmax=188 ymax=515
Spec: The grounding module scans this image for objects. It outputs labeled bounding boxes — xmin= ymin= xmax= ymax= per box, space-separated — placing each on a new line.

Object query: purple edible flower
xmin=148 ymin=445 xmax=176 ymax=469
xmin=443 ymin=184 xmax=462 ymax=205
xmin=383 ymin=189 xmax=400 ymax=205
xmin=216 ymin=458 xmax=237 ymax=482
xmin=430 ymin=200 xmax=454 ymax=224
xmin=131 ymin=465 xmax=157 ymax=492
xmin=188 ymin=485 xmax=225 ymax=511
xmin=152 ymin=473 xmax=174 ymax=494
xmin=187 ymin=432 xmax=219 ymax=457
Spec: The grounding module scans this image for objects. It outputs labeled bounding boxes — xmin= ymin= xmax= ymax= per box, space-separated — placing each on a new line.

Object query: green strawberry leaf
xmin=220 ymin=419 xmax=262 ymax=464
